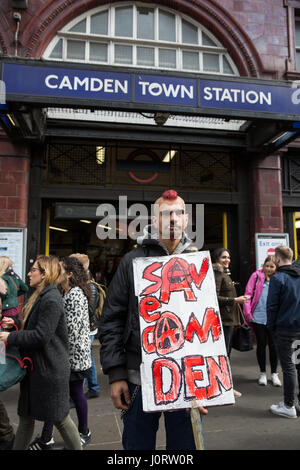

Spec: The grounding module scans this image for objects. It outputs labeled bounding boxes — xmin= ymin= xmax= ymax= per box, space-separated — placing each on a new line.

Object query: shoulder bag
xmin=231 ymin=304 xmax=253 ymax=352
xmin=0 ymin=320 xmax=33 ymax=391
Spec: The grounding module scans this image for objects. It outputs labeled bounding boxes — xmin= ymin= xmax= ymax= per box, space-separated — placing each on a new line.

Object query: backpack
xmin=88 ymin=280 xmax=107 ymax=320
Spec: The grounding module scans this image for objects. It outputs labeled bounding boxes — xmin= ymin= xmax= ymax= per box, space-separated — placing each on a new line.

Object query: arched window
xmin=43 ymin=3 xmax=238 ymax=75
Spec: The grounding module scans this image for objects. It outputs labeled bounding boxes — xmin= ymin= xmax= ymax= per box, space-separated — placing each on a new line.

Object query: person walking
xmin=0 ymin=256 xmax=29 ymax=321
xmin=267 ymin=246 xmax=300 ymax=419
xmin=212 ymin=247 xmax=249 ymax=398
xmin=99 ymin=189 xmax=207 ymax=451
xmin=29 ymin=256 xmax=92 ymax=449
xmin=70 ymin=253 xmax=100 ymax=399
xmin=243 ymin=255 xmax=281 ymax=387
xmin=0 ymin=275 xmax=22 ymax=451
xmin=0 ymin=255 xmax=82 ymax=450
xmin=0 ymin=399 xmax=15 ymax=450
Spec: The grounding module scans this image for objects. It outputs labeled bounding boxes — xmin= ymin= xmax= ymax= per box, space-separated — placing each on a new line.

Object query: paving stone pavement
xmin=2 ymin=342 xmax=300 ymax=451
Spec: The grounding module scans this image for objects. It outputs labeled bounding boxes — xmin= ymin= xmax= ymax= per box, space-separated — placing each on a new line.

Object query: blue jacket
xmin=267 ymin=264 xmax=300 ymax=333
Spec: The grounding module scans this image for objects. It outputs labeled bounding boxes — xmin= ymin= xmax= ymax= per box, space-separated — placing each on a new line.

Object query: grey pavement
xmin=2 ymin=342 xmax=300 ymax=451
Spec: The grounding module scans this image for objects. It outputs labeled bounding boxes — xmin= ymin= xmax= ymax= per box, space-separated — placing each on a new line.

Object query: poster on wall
xmin=0 ymin=228 xmax=27 ymax=280
xmin=133 ymin=251 xmax=235 ymax=413
xmin=255 ymin=233 xmax=290 ymax=269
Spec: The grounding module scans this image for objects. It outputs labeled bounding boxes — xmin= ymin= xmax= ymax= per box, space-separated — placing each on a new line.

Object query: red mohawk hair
xmin=161 ymin=190 xmax=178 ymax=200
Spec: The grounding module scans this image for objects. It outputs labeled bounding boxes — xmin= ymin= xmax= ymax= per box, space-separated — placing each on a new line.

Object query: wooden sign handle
xmin=190 ymin=402 xmax=205 ymax=450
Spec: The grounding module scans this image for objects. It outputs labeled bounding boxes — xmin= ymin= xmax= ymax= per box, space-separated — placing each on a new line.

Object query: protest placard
xmin=133 ymin=251 xmax=235 ymax=412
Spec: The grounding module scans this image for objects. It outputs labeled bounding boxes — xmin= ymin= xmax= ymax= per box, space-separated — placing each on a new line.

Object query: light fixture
xmin=49 ymin=226 xmax=68 ymax=232
xmin=271 ymin=132 xmax=290 ymax=144
xmin=162 ymin=150 xmax=177 ymax=163
xmin=80 ymin=219 xmax=92 ymax=224
xmin=96 ymin=224 xmax=123 ymax=232
xmin=296 ymin=220 xmax=300 ymax=229
xmin=7 ymin=114 xmax=16 ymax=126
xmin=96 ymin=146 xmax=105 ymax=165
xmin=97 ymin=224 xmax=112 ymax=230
xmin=154 ymin=112 xmax=170 ymax=126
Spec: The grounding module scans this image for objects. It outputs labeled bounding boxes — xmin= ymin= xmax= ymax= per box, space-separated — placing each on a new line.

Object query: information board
xmin=0 ymin=228 xmax=27 ymax=280
xmin=255 ymin=233 xmax=290 ymax=269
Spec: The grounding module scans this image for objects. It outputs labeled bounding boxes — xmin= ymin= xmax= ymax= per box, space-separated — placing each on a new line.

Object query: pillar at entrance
xmin=251 ymin=153 xmax=284 ymax=234
xmin=0 ymin=133 xmax=30 ymax=228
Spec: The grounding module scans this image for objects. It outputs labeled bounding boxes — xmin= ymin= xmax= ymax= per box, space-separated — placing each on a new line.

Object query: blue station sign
xmin=2 ymin=62 xmax=300 ymax=120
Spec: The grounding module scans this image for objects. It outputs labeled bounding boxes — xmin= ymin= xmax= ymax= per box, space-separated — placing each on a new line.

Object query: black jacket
xmin=7 ymin=284 xmax=70 ymax=422
xmin=213 ymin=263 xmax=239 ymax=326
xmin=99 ymin=229 xmax=195 ymax=384
xmin=88 ymin=281 xmax=100 ymax=331
xmin=267 ymin=264 xmax=300 ymax=333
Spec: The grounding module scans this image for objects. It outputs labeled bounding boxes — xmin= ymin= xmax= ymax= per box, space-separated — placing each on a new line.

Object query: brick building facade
xmin=0 ymin=0 xmax=300 ymax=286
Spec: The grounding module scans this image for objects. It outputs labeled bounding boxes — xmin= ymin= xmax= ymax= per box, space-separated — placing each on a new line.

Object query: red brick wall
xmin=0 ymin=135 xmax=30 ymax=228
xmin=214 ymin=0 xmax=289 ymax=76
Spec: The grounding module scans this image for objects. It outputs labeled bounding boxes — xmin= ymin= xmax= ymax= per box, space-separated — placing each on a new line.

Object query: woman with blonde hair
xmin=0 ymin=255 xmax=82 ymax=450
xmin=30 ymin=256 xmax=92 ymax=450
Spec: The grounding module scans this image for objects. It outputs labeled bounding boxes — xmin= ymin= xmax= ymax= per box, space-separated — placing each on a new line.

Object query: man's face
xmin=153 ymin=198 xmax=188 ymax=240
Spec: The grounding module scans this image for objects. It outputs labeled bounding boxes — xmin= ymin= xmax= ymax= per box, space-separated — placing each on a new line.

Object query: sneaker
xmin=270 ymin=402 xmax=297 ymax=419
xmin=258 ymin=373 xmax=267 ymax=386
xmin=233 ymin=389 xmax=242 ymax=398
xmin=85 ymin=390 xmax=99 ymax=399
xmin=28 ymin=436 xmax=55 ymax=450
xmin=271 ymin=373 xmax=281 ymax=387
xmin=79 ymin=429 xmax=91 ymax=447
xmin=295 ymin=403 xmax=300 ymax=415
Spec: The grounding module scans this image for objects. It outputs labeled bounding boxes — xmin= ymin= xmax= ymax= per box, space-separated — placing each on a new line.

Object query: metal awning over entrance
xmin=1 ymin=57 xmax=300 ymax=155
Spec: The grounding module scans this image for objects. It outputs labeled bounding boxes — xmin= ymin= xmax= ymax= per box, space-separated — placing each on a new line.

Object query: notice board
xmin=255 ymin=233 xmax=289 ymax=269
xmin=0 ymin=228 xmax=27 ymax=280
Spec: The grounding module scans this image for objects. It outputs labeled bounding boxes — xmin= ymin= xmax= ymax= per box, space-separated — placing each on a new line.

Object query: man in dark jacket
xmin=99 ymin=190 xmax=207 ymax=450
xmin=267 ymin=245 xmax=300 ymax=418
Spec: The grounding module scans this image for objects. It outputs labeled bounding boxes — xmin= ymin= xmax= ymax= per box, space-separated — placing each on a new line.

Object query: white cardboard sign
xmin=133 ymin=251 xmax=235 ymax=412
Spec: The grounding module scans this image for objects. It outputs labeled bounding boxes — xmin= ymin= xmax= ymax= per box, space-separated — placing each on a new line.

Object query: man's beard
xmin=161 ymin=224 xmax=181 ymax=240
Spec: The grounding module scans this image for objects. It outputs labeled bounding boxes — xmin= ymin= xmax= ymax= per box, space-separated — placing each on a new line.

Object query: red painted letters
xmin=137 ymin=254 xmax=232 ymax=408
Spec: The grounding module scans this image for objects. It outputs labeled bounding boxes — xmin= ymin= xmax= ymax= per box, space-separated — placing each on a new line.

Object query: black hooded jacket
xmin=267 ymin=263 xmax=300 ymax=333
xmin=99 ymin=227 xmax=195 ymax=384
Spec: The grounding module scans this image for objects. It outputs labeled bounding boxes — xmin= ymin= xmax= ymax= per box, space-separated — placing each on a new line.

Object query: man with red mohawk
xmin=99 ymin=190 xmax=207 ymax=450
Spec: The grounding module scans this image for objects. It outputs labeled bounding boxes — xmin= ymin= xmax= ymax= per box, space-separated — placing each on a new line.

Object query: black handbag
xmin=231 ymin=304 xmax=253 ymax=352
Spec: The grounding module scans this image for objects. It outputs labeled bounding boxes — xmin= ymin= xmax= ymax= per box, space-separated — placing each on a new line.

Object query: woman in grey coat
xmin=0 ymin=255 xmax=82 ymax=450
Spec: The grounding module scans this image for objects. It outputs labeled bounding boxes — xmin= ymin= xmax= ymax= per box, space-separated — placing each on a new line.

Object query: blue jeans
xmin=274 ymin=331 xmax=300 ymax=407
xmin=122 ymin=382 xmax=196 ymax=450
xmin=87 ymin=335 xmax=100 ymax=394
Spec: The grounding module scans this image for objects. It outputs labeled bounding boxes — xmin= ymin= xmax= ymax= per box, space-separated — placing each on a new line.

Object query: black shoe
xmin=85 ymin=391 xmax=99 ymax=399
xmin=0 ymin=435 xmax=15 ymax=450
xmin=28 ymin=436 xmax=55 ymax=450
xmin=79 ymin=429 xmax=91 ymax=447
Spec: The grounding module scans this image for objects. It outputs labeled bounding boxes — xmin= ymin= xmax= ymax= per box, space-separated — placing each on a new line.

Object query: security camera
xmin=13 ymin=12 xmax=22 ymax=22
